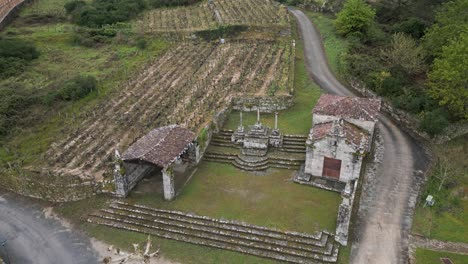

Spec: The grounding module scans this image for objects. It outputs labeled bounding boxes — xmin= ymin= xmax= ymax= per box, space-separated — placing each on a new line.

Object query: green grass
xmin=129 ymin=162 xmax=341 ymax=233
xmin=0 ymin=22 xmax=168 ymax=166
xmin=304 ymin=11 xmax=349 ymax=77
xmin=337 ymin=245 xmax=351 ymax=264
xmin=57 ymin=162 xmax=341 ymax=264
xmin=415 ymin=248 xmax=468 ymax=264
xmin=412 ymin=135 xmax=468 ymax=243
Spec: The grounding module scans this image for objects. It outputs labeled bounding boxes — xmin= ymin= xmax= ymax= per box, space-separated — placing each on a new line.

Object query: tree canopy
xmin=334 ymin=0 xmax=376 ymax=37
xmin=428 ymin=31 xmax=468 ymax=119
xmin=422 ymin=0 xmax=468 ymax=58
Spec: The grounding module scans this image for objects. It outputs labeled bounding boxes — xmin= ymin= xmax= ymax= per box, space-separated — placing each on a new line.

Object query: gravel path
xmin=290 ymin=9 xmax=429 ymax=264
xmin=0 ymin=191 xmax=99 ymax=264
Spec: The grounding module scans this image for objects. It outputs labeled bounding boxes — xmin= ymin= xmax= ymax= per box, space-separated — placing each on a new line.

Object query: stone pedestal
xmin=162 ymin=166 xmax=175 ymax=201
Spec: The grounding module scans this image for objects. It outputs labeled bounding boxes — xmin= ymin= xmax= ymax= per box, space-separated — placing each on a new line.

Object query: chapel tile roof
xmin=122 ymin=125 xmax=195 ymax=168
xmin=313 ymin=94 xmax=381 ymax=122
xmin=312 ymin=120 xmax=370 ymax=149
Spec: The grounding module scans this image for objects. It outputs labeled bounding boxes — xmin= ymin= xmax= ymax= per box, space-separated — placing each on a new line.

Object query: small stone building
xmin=303 ymin=95 xmax=381 ymax=183
xmin=114 ymin=125 xmax=198 ymax=200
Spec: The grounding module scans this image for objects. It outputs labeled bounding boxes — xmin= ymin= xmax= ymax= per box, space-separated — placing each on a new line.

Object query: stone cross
xmin=275 ymin=112 xmax=279 ymax=130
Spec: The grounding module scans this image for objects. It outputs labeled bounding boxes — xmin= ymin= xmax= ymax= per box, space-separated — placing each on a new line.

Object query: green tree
xmin=422 ymin=0 xmax=468 ymax=58
xmin=381 ymin=32 xmax=425 ymax=74
xmin=335 ymin=0 xmax=376 ymax=37
xmin=427 ymin=31 xmax=468 ymax=119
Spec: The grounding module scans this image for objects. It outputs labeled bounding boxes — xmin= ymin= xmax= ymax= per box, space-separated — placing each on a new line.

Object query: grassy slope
xmin=0 ymin=2 xmax=168 ymax=166
xmin=412 ymin=135 xmax=468 ymax=243
xmin=415 ymin=248 xmax=468 ymax=264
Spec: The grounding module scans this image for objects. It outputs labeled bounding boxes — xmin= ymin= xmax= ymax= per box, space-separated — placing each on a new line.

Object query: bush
xmin=69 ymin=0 xmax=146 ymax=28
xmin=335 ymin=0 xmax=376 ymax=38
xmin=149 ymin=0 xmax=200 ymax=8
xmin=0 ymin=38 xmax=39 ymax=60
xmin=64 ymin=0 xmax=86 ymax=14
xmin=71 ymin=27 xmax=117 ymax=47
xmin=392 ymin=17 xmax=427 ymax=39
xmin=0 ymin=82 xmax=35 ymax=135
xmin=0 ymin=38 xmax=39 ymax=78
xmin=195 ymin=25 xmax=248 ymax=41
xmin=420 ymin=108 xmax=449 ymax=136
xmin=58 ymin=76 xmax=97 ymax=101
xmin=136 ymin=38 xmax=147 ymax=50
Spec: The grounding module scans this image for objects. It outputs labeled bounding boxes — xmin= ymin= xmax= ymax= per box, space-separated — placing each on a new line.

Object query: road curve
xmin=0 ymin=191 xmax=99 ymax=264
xmin=290 ymin=9 xmax=428 ymax=264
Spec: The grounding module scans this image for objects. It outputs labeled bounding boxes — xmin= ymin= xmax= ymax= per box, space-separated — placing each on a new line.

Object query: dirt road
xmin=290 ymin=9 xmax=429 ymax=264
xmin=0 ymin=192 xmax=99 ymax=264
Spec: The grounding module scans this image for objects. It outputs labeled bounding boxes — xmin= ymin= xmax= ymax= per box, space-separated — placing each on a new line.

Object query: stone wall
xmin=0 ymin=0 xmax=29 ymax=31
xmin=232 ymin=95 xmax=294 ymax=113
xmin=1 ymin=167 xmax=102 ymax=202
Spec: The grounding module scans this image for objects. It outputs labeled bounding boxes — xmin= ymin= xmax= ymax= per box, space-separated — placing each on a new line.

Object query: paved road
xmin=290 ymin=9 xmax=429 ymax=264
xmin=0 ymin=191 xmax=99 ymax=264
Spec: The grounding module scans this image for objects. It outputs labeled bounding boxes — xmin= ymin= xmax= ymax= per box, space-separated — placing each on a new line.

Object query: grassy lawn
xmin=304 ymin=11 xmax=349 ymax=78
xmin=415 ymin=248 xmax=468 ymax=264
xmin=412 ymin=135 xmax=468 ymax=243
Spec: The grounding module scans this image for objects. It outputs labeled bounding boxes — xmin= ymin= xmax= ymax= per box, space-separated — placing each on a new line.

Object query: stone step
xmin=281 ymin=145 xmax=307 ymax=150
xmin=210 ymin=142 xmax=238 ymax=148
xmin=283 ymin=140 xmax=306 ymax=146
xmin=234 ymin=157 xmax=269 ymax=168
xmin=212 ymin=138 xmax=233 ymax=144
xmin=213 ymin=135 xmax=232 ymax=141
xmin=270 ymin=164 xmax=301 ymax=170
xmin=278 ymin=148 xmax=306 ymax=153
xmin=283 ymin=135 xmax=308 ymax=140
xmin=232 ymin=162 xmax=269 ymax=171
xmin=87 ymin=203 xmax=339 ymax=263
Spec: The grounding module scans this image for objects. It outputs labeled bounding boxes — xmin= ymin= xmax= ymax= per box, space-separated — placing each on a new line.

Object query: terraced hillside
xmin=140 ymin=0 xmax=288 ymax=32
xmin=44 ymin=41 xmax=293 ymax=180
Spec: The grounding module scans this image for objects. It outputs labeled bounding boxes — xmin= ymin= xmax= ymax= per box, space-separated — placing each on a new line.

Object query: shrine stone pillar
xmin=113 ymin=149 xmax=128 ymax=197
xmin=162 ymin=165 xmax=175 ymax=201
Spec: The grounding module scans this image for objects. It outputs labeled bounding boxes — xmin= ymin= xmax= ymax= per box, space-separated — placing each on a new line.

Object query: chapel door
xmin=322 ymin=157 xmax=341 ymax=180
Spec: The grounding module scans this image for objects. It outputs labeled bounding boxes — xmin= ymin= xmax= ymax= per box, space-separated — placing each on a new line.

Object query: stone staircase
xmin=210 ymin=130 xmax=238 ymax=148
xmin=280 ymin=135 xmax=307 ymax=153
xmin=204 ymin=152 xmax=304 ymax=171
xmin=88 ymin=202 xmax=339 ymax=263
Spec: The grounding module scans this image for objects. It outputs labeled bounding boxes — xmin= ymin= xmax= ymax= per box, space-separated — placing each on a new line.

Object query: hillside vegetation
xmin=0 ymin=0 xmax=294 ymax=198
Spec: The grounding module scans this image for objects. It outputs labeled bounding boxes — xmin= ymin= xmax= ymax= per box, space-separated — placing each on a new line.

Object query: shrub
xmin=195 ymin=25 xmax=248 ymax=41
xmin=149 ymin=0 xmax=200 ymax=8
xmin=420 ymin=108 xmax=449 ymax=136
xmin=335 ymin=0 xmax=376 ymax=38
xmin=392 ymin=17 xmax=427 ymax=39
xmin=58 ymin=75 xmax=97 ymax=101
xmin=0 ymin=38 xmax=39 ymax=61
xmin=64 ymin=0 xmax=86 ymax=14
xmin=69 ymin=0 xmax=146 ymax=28
xmin=0 ymin=38 xmax=39 ymax=78
xmin=72 ymin=27 xmax=117 ymax=47
xmin=136 ymin=38 xmax=147 ymax=50
xmin=0 ymin=82 xmax=35 ymax=135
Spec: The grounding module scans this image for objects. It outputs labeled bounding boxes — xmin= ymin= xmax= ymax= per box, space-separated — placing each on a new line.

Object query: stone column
xmin=240 ymin=111 xmax=243 ymax=127
xmin=162 ymin=165 xmax=175 ymax=201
